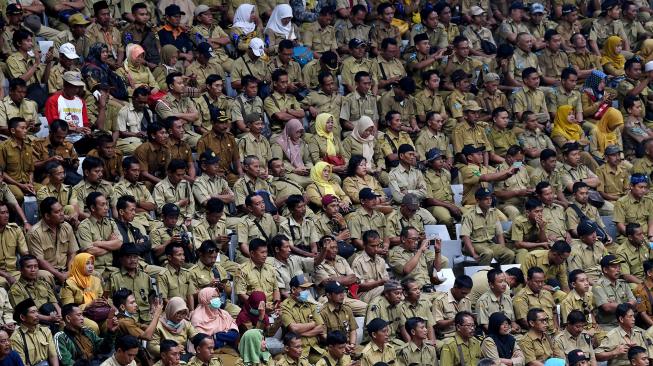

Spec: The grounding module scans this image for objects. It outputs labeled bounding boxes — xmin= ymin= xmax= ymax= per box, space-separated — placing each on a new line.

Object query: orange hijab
xmin=69 ymin=253 xmax=97 ymax=304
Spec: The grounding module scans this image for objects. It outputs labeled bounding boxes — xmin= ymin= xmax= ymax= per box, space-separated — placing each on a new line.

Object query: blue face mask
xmin=210 ymin=298 xmax=222 ymax=310
xmin=250 ymin=308 xmax=260 ymax=316
xmin=165 ymin=320 xmax=181 ymax=329
xmin=298 ymin=290 xmax=310 ymax=302
xmin=649 ymin=242 xmax=653 ymax=250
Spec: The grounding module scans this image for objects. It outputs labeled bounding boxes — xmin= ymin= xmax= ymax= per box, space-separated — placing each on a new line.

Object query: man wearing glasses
xmin=514 ymin=266 xmax=557 ymax=333
xmin=440 ymin=311 xmax=482 ymax=366
xmin=518 ymin=308 xmax=554 ymax=365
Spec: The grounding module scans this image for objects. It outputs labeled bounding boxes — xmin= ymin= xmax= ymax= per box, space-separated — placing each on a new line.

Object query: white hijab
xmin=265 ymin=4 xmax=296 ymax=40
xmin=233 ymin=4 xmax=257 ymax=34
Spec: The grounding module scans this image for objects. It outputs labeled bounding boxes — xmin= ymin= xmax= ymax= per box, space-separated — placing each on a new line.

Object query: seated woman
xmin=264 ymin=4 xmax=301 ymax=56
xmin=638 ymin=39 xmax=653 ymax=64
xmin=147 ymin=297 xmax=198 ymax=360
xmin=600 ymin=36 xmax=625 ymax=77
xmin=230 ymin=4 xmax=263 ymax=53
xmin=116 ymin=44 xmax=158 ymax=96
xmin=307 ymin=113 xmax=347 ymax=176
xmin=271 ymin=119 xmax=313 ymax=187
xmin=342 ymin=116 xmax=388 ymax=186
xmin=580 ymin=70 xmax=616 ymax=129
xmin=588 ymin=107 xmax=624 ymax=162
xmin=235 ymin=291 xmax=283 ymax=353
xmin=239 ymin=329 xmax=273 ymax=366
xmin=153 ymin=45 xmax=181 ymax=91
xmin=551 ymin=104 xmax=599 ymax=172
xmin=113 ymin=288 xmax=163 ymax=366
xmin=481 ymin=312 xmax=524 ymax=365
xmin=342 ymin=155 xmax=391 ymax=212
xmin=305 ymin=162 xmax=352 ymax=211
xmin=81 ymin=43 xmax=129 ymax=103
xmin=60 ymin=253 xmax=105 ymax=333
xmin=190 ymin=287 xmax=238 ymax=337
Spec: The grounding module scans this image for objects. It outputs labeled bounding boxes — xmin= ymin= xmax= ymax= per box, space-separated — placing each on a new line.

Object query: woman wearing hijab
xmin=481 ymin=312 xmax=524 ymax=365
xmin=147 ymin=297 xmax=198 ymax=360
xmin=236 ymin=291 xmax=280 ymax=335
xmin=581 ymin=70 xmax=616 ymax=123
xmin=264 ymin=4 xmax=301 ymax=55
xmin=60 ymin=253 xmax=104 ymax=333
xmin=117 ymin=44 xmax=158 ymax=95
xmin=600 ymin=36 xmax=626 ymax=76
xmin=638 ymin=39 xmax=653 ymax=64
xmin=342 ymin=116 xmax=389 ymax=186
xmin=81 ymin=42 xmax=128 ymax=101
xmin=230 ymin=4 xmax=262 ymax=53
xmin=305 ymin=161 xmax=352 ymax=209
xmin=239 ymin=329 xmax=272 ymax=366
xmin=308 ymin=113 xmax=346 ymax=175
xmin=552 ymin=105 xmax=599 ymax=171
xmin=191 ymin=288 xmax=238 ymax=336
xmin=589 ymin=107 xmax=624 ymax=159
xmin=153 ymin=44 xmax=182 ymax=90
xmin=271 ymin=119 xmax=313 ymax=187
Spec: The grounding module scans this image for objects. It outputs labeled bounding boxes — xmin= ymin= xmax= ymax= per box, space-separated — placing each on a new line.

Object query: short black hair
xmin=242 ymin=75 xmax=258 ymax=88
xmin=249 ymin=238 xmax=268 ymax=252
xmin=61 ymin=303 xmax=77 ymax=319
xmin=624 ymin=95 xmax=640 ymax=110
xmin=198 ymin=240 xmax=218 ymax=253
xmin=526 ymin=308 xmax=544 ymax=323
xmin=561 ymin=67 xmax=577 ymax=80
xmin=8 ymin=117 xmax=26 ymax=130
xmin=355 ymin=71 xmax=371 ymax=83
xmin=205 ymin=198 xmax=225 ymax=214
xmin=166 ymin=72 xmax=183 ymax=90
xmin=279 ymin=39 xmax=294 ymax=51
xmin=122 ymin=156 xmax=139 ymax=170
xmin=454 ymin=275 xmax=473 ymax=289
xmin=19 ymin=254 xmax=38 ymax=269
xmin=325 ymin=330 xmax=348 ymax=346
xmin=625 ymin=56 xmax=642 ymax=71
xmin=272 ymin=68 xmax=288 ymax=82
xmin=283 ymin=332 xmax=301 ymax=345
xmin=147 ymin=122 xmax=165 ymax=141
xmin=381 ymin=37 xmax=398 ymax=50
xmin=131 ymin=2 xmax=147 ymax=13
xmin=206 ymin=74 xmax=223 ymax=87
xmin=133 ymin=85 xmax=150 ymax=98
xmin=245 ymin=193 xmax=260 ymax=207
xmin=616 ymin=302 xmax=634 ymax=321
xmin=544 ymin=29 xmax=558 ymax=41
xmin=160 ymin=339 xmax=179 ymax=354
xmin=522 ymin=67 xmax=538 ymax=80
xmin=524 ymin=198 xmax=543 ymax=211
xmin=165 ymin=242 xmax=185 ymax=256
xmin=626 ymin=222 xmax=641 ymax=236
xmin=9 ymin=78 xmax=26 ymax=91
xmin=505 ymin=267 xmax=525 ymax=285
xmin=527 ymin=266 xmax=544 ymax=280
xmin=286 ymin=195 xmax=304 ymax=211
xmin=363 ymin=230 xmax=380 ymax=245
xmin=568 ymin=269 xmax=585 ymax=287
xmin=454 ymin=311 xmax=474 ymax=326
xmin=85 ymin=191 xmax=104 ymax=210
xmin=82 ymin=156 xmax=103 ymax=175
xmin=112 ymin=288 xmax=134 ymax=308
xmin=167 ymin=159 xmax=188 ymax=172
xmin=566 ymin=309 xmax=586 ymax=325
xmin=572 ymin=181 xmax=589 ymax=193
xmin=50 ymin=119 xmax=70 ymax=134
xmin=116 ymin=195 xmax=136 ymax=211
xmin=40 ymin=197 xmax=60 ymax=217
xmin=629 ymin=346 xmax=648 ymax=361
xmin=12 ymin=29 xmax=32 ymax=49
xmin=487 ymin=268 xmax=503 ymax=284
xmin=551 ymin=240 xmax=571 ymax=254
xmin=115 ymin=335 xmax=140 ymax=352
xmin=404 ymin=317 xmax=426 ymax=334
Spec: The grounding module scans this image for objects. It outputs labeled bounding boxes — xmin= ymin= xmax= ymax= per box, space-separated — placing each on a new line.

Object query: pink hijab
xmin=190 ymin=288 xmax=237 ymax=336
xmin=276 ymin=119 xmax=305 ymax=169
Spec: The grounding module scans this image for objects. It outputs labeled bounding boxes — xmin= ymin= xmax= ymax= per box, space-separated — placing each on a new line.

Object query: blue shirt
xmin=0 ymin=351 xmax=25 ymax=366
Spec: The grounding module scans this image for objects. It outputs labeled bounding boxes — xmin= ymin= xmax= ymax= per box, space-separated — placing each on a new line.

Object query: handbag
xmin=569 ymin=203 xmax=608 ymax=243
xmin=472 ymin=28 xmax=497 ymax=55
xmin=83 ymin=301 xmax=113 ymax=323
xmin=323 ymin=155 xmax=345 ymax=166
xmin=292 ymin=45 xmax=313 ymax=67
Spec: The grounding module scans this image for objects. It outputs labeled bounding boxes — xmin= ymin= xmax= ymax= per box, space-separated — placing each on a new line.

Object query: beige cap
xmin=463 ymin=100 xmax=483 ymax=111
xmin=483 ymin=72 xmax=500 ymax=82
xmin=194 ymin=4 xmax=210 ymax=16
xmin=469 ymin=5 xmax=486 ymax=16
xmin=63 ymin=71 xmax=85 ymax=87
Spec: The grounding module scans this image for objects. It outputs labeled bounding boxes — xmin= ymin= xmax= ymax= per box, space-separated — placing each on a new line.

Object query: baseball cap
xmin=463 ymin=100 xmax=483 ymax=111
xmin=324 ymin=281 xmax=346 ymax=294
xmin=348 ymin=38 xmax=367 ymax=49
xmin=165 ymin=4 xmax=185 ymax=16
xmin=199 ymin=149 xmax=220 ymax=164
xmin=576 ymin=220 xmax=597 ymax=237
xmin=68 ymin=13 xmax=90 ymax=26
xmin=483 ymin=72 xmax=500 ymax=83
xmin=249 ymin=37 xmax=265 ymax=57
xmin=367 ymin=318 xmax=390 ymax=334
xmin=197 ymin=42 xmax=215 ymax=58
xmin=530 ymin=2 xmax=545 ymax=13
xmin=567 ymin=349 xmax=590 ymax=366
xmin=561 ymin=4 xmax=577 ymax=14
xmin=475 ymin=187 xmax=493 ymax=199
xmin=604 ymin=144 xmax=621 ymax=155
xmin=6 ymin=3 xmax=22 ymax=15
xmin=23 ymin=14 xmax=41 ymax=34
xmin=194 ymin=4 xmax=210 ymax=16
xmin=59 ymin=43 xmax=80 ymax=60
xmin=211 ymin=108 xmax=230 ymax=124
xmin=510 ymin=1 xmax=525 ymax=10
xmin=600 ymin=254 xmax=620 ymax=267
xmin=290 ymin=274 xmax=313 ymax=288
xmin=162 ymin=203 xmax=181 ymax=217
xmin=562 ymin=141 xmax=581 ymax=154
xmin=631 ymin=173 xmax=649 ymax=185
xmin=462 ymin=144 xmax=484 ymax=156
xmin=469 ymin=5 xmax=485 ymax=16
xmin=401 ymin=193 xmax=420 ymax=209
xmin=321 ymin=194 xmax=338 ymax=207
xmin=63 ymin=71 xmax=85 ymax=87
xmin=425 ymin=148 xmax=443 ymax=161
xmin=359 ymin=187 xmax=381 ymax=201
xmin=645 ymin=60 xmax=653 ymax=72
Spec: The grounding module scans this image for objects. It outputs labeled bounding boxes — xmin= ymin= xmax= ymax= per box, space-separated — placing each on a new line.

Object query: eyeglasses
xmin=459 ymin=323 xmax=475 ymax=328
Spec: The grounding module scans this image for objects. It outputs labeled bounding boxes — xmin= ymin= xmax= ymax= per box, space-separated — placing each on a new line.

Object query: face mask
xmin=298 ymin=290 xmax=310 ymax=303
xmin=124 ymin=310 xmax=137 ymax=319
xmin=649 ymin=242 xmax=653 ymax=250
xmin=210 ymin=298 xmax=222 ymax=310
xmin=165 ymin=320 xmax=181 ymax=329
xmin=250 ymin=309 xmax=260 ymax=316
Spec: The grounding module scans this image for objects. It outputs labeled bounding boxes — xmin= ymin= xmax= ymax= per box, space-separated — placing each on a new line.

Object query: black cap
xmin=6 ymin=4 xmax=22 ymax=15
xmin=196 ymin=42 xmax=214 ymax=58
xmin=414 ymin=32 xmax=429 ymax=44
xmin=462 ymin=144 xmax=484 ymax=156
xmin=475 ymin=187 xmax=492 ymax=199
xmin=119 ymin=244 xmax=142 ymax=256
xmin=397 ymin=143 xmax=415 ymax=155
xmin=324 ymin=281 xmax=346 ymax=294
xmin=359 ymin=187 xmax=381 ymax=201
xmin=211 ymin=108 xmax=230 ymax=124
xmin=576 ymin=220 xmax=597 ymax=237
xmin=161 ymin=203 xmax=181 ymax=217
xmin=561 ymin=4 xmax=577 ymax=14
xmin=561 ymin=141 xmax=581 ymax=154
xmin=510 ymin=1 xmax=525 ymax=10
xmin=290 ymin=274 xmax=313 ymax=288
xmin=348 ymin=38 xmax=367 ymax=49
xmin=13 ymin=298 xmax=36 ymax=323
xmin=567 ymin=349 xmax=590 ymax=365
xmin=321 ymin=51 xmax=338 ymax=70
xmin=165 ymin=4 xmax=186 ymax=16
xmin=600 ymin=254 xmax=620 ymax=267
xmin=366 ymin=318 xmax=390 ymax=334
xmin=199 ymin=149 xmax=220 ymax=164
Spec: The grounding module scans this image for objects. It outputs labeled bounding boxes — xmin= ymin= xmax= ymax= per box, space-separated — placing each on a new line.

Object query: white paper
xmin=38 ymin=41 xmax=53 ymax=62
xmin=433 ymin=268 xmax=456 ymax=293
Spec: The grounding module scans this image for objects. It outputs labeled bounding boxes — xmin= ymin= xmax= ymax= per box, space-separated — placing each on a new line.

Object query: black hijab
xmin=488 ymin=312 xmax=515 ymax=359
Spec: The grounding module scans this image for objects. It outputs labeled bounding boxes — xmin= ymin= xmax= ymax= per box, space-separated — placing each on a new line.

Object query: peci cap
xmin=63 ymin=71 xmax=85 ymax=87
xmin=510 ymin=1 xmax=525 ymax=10
xmin=401 ymin=193 xmax=420 ymax=209
xmin=196 ymin=42 xmax=215 ymax=58
xmin=561 ymin=4 xmax=577 ymax=14
xmin=469 ymin=5 xmax=486 ymax=16
xmin=425 ymin=148 xmax=443 ymax=162
xmin=119 ymin=243 xmax=142 ymax=256
xmin=59 ymin=43 xmax=80 ymax=60
xmin=475 ymin=187 xmax=493 ymax=199
xmin=561 ymin=141 xmax=581 ymax=154
xmin=483 ymin=72 xmax=500 ymax=83
xmin=194 ymin=4 xmax=210 ymax=16
xmin=567 ymin=349 xmax=590 ymax=365
xmin=530 ymin=2 xmax=545 ymax=13
xmin=165 ymin=4 xmax=185 ymax=16
xmin=600 ymin=254 xmax=621 ymax=267
xmin=645 ymin=60 xmax=653 ymax=72
xmin=321 ymin=194 xmax=338 ymax=207
xmin=290 ymin=274 xmax=313 ymax=288
xmin=199 ymin=149 xmax=220 ymax=164
xmin=249 ymin=37 xmax=265 ymax=57
xmin=211 ymin=108 xmax=230 ymax=124
xmin=68 ymin=13 xmax=90 ymax=26
xmin=6 ymin=3 xmax=22 ymax=15
xmin=462 ymin=144 xmax=484 ymax=156
xmin=348 ymin=38 xmax=367 ymax=49
xmin=576 ymin=220 xmax=597 ymax=237
xmin=604 ymin=144 xmax=621 ymax=156
xmin=414 ymin=32 xmax=429 ymax=44
xmin=321 ymin=51 xmax=338 ymax=70
xmin=359 ymin=187 xmax=381 ymax=201
xmin=324 ymin=281 xmax=346 ymax=294
xmin=13 ymin=298 xmax=36 ymax=324
xmin=161 ymin=203 xmax=181 ymax=217
xmin=366 ymin=318 xmax=390 ymax=334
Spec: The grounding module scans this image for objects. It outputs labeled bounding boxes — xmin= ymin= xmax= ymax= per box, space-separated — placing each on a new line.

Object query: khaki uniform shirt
xmin=195 ymin=93 xmax=232 ymax=131
xmin=236 ymin=213 xmax=278 ymax=245
xmin=547 ymin=86 xmax=582 ymax=115
xmin=538 ymin=48 xmax=570 ymax=80
xmin=133 ymin=142 xmax=172 ymax=180
xmin=301 ymin=91 xmax=342 ymax=132
xmin=153 ymin=177 xmax=194 ymax=218
xmin=351 ymin=251 xmax=389 ymax=296
xmin=542 ymin=203 xmax=568 ymax=241
xmin=510 ymin=48 xmax=540 ymax=82
xmin=7 ymin=52 xmax=42 ymax=85
xmin=235 ymin=259 xmax=278 ymax=301
xmin=452 ymin=120 xmax=492 ymax=154
xmin=519 ymin=129 xmax=556 ymax=156
xmin=0 ymin=138 xmax=34 ymax=183
xmin=477 ymin=291 xmax=515 ymax=326
xmin=488 ymin=128 xmax=518 ymax=158
xmin=513 ymin=87 xmax=549 ymax=115
xmin=361 ymin=342 xmax=395 ymax=366
xmin=9 ymin=276 xmax=57 ymax=308
xmin=409 ymin=23 xmax=448 ymax=49
xmin=366 ymin=296 xmax=404 ymax=339
xmin=231 ymin=53 xmax=270 ymax=84
xmin=168 ymin=139 xmax=193 ymax=166
xmin=371 ymin=56 xmax=406 ymax=85
xmin=341 ymin=57 xmax=376 ymax=89
xmin=233 ymin=175 xmax=273 ymax=207
xmin=279 ymin=216 xmax=319 ymax=249
xmin=0 ymin=96 xmax=37 ymax=129
xmin=616 ymin=242 xmax=651 ymax=280
xmin=510 ymin=215 xmax=541 ymax=245
xmin=108 ymin=268 xmax=153 ymax=322
xmin=272 ymin=255 xmax=314 ymax=291
xmin=559 ymin=163 xmax=597 ymax=195
xmin=340 ymin=90 xmax=379 ymax=123
xmin=597 ymin=163 xmax=629 ymax=197
xmin=347 ymin=207 xmax=388 ymax=241
xmin=280 ymin=297 xmax=324 ymax=356
xmin=314 ymin=256 xmax=355 ymax=287
xmin=86 ymin=149 xmax=123 ymax=184
xmin=433 ymin=291 xmax=472 ymax=338
xmin=396 ymin=341 xmax=438 ymax=366
xmin=111 ymin=179 xmax=154 ymax=227
xmin=196 ymin=131 xmax=240 ymax=178
xmin=519 ymin=331 xmax=554 ymax=365
xmin=267 ymin=57 xmax=302 ymax=85
xmin=440 ymin=333 xmax=482 ymax=366
xmin=477 ymin=89 xmax=510 ymax=116
xmin=158 ymin=264 xmax=196 ymax=300
xmin=85 ymin=23 xmax=123 ymax=61
xmin=592 ymin=276 xmax=635 ymax=328
xmin=414 ymin=88 xmax=446 ymax=119
xmin=424 ymin=168 xmax=454 ymax=202
xmin=185 ymin=59 xmax=225 ymax=90
xmin=150 ymin=224 xmax=190 ymax=264
xmin=459 ymin=164 xmax=494 ymax=206
xmin=189 ymin=260 xmax=232 ymax=293
xmin=386 ymin=208 xmax=436 ymax=237
xmin=560 ymin=289 xmax=596 ymax=327
xmin=635 ymin=279 xmax=653 ymax=319
xmin=264 ymin=91 xmax=302 ymax=134
xmin=192 ymin=173 xmax=231 ymax=209
xmin=388 ymin=164 xmax=428 ymax=204
xmin=0 ymin=223 xmax=28 ymax=276
xmin=565 ymin=200 xmax=604 ymax=232
xmin=321 ymin=302 xmax=358 ymax=335
xmin=388 ymin=245 xmax=436 ymax=288
xmin=569 ymin=51 xmax=601 ymax=73
xmin=378 ymin=90 xmax=416 ymax=128
xmin=378 ymin=130 xmax=414 ymax=158
xmin=597 ymin=326 xmax=652 ymax=366
xmin=446 ymin=89 xmax=475 ymax=120
xmin=72 ymin=180 xmax=114 ymax=213
xmin=26 ymin=220 xmax=77 ymax=271
xmin=304 ymin=22 xmax=337 ymax=53
xmin=614 ymin=194 xmax=653 ymax=234
xmin=400 ymin=298 xmax=435 ymax=329
xmin=460 ymin=205 xmax=503 ymax=243
xmin=76 ymin=216 xmax=122 ymax=271
xmin=521 ymin=249 xmax=568 ymax=288
xmin=589 ymin=17 xmax=627 ymax=49
xmin=553 ymin=329 xmax=596 ymax=363
xmin=496 ymin=19 xmax=531 ymax=45
xmin=370 ymin=20 xmax=401 ymax=49
xmin=514 ymin=287 xmax=556 ymax=331
xmin=231 ymin=94 xmax=263 ymax=123
xmin=10 ymin=325 xmax=56 ymax=365
xmin=568 ymin=239 xmax=607 ymax=283
xmin=336 ymin=20 xmax=371 ymax=48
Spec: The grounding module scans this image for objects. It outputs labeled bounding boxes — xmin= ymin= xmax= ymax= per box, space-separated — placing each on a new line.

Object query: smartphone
xmin=512 ymin=161 xmax=523 ymax=169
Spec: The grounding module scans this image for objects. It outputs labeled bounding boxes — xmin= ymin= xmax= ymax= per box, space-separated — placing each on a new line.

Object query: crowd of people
xmin=3 ymin=0 xmax=653 ymax=364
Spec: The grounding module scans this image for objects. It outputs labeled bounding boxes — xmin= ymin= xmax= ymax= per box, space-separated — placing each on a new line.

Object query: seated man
xmin=86 ymin=134 xmax=123 ymax=184
xmin=8 ymin=255 xmax=60 ymax=326
xmin=565 ymin=182 xmax=609 ymax=240
xmin=521 ymin=240 xmax=572 ymax=293
xmin=233 ymin=155 xmax=276 ymax=213
xmin=157 ymin=243 xmax=195 ymax=307
xmin=388 ymin=226 xmax=444 ymax=289
xmin=560 ymin=270 xmax=597 ymax=332
xmin=567 ymin=221 xmax=608 ymax=284
xmin=361 ymin=318 xmax=396 ymax=366
xmin=398 ymin=278 xmax=436 ymax=344
xmin=0 ymin=201 xmax=28 ymax=289
xmin=513 ymin=267 xmax=557 ymax=333
xmin=270 ymin=234 xmax=323 ymax=300
xmin=433 ymin=276 xmax=473 ymax=342
xmin=518 ymin=308 xmax=554 ymax=365
xmin=35 ymin=162 xmax=80 ymax=226
xmin=315 ymin=331 xmax=353 ymax=366
xmin=511 ymin=198 xmax=549 ymax=264
xmin=54 ymin=304 xmax=117 ymax=366
xmin=235 ymin=238 xmax=280 ymax=304
xmin=189 ymin=240 xmax=239 ymax=317
xmin=386 ymin=193 xmax=437 ymax=246
xmin=477 ymin=268 xmax=519 ymax=332
xmin=192 ymin=150 xmax=234 ymax=214
xmin=112 ymin=157 xmax=157 ymax=232
xmin=365 ymin=280 xmax=405 ymax=346
xmin=72 ymin=156 xmax=114 ymax=219
xmin=191 ymin=198 xmax=237 ymax=274
xmin=150 ymin=203 xmax=193 ymax=265
xmin=0 ymin=117 xmax=36 ymax=203
xmin=552 ymin=311 xmax=597 ymax=362
xmin=592 ymin=255 xmax=636 ymax=331
xmin=153 ymin=159 xmax=195 ymax=220
xmin=388 ymin=144 xmax=427 ymax=204
xmin=351 ymin=230 xmax=389 ymax=303
xmin=106 ymin=244 xmax=155 ymax=323
xmin=9 ymin=298 xmax=58 ymax=366
xmin=236 ymin=193 xmax=278 ymax=261
xmin=440 ymin=312 xmax=482 ymax=366
xmin=320 ymin=282 xmax=358 ymax=346
xmin=396 ymin=317 xmax=437 ymax=366
xmin=596 ymin=303 xmax=650 ymax=365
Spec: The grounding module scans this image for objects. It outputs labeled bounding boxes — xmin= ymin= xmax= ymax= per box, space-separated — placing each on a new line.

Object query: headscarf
xmin=234 ymin=4 xmax=257 ymax=34
xmin=315 ymin=113 xmax=337 ymax=156
xmin=85 ymin=42 xmax=109 ymax=70
xmin=265 ymin=4 xmax=296 ymax=40
xmin=161 ymin=297 xmax=189 ymax=334
xmin=161 ymin=44 xmax=179 ymax=66
xmin=276 ymin=119 xmax=305 ymax=169
xmin=595 ymin=107 xmax=624 ymax=154
xmin=191 ymin=288 xmax=237 ymax=335
xmin=239 ymin=329 xmax=271 ymax=365
xmin=639 ymin=39 xmax=653 ymax=63
xmin=600 ymin=36 xmax=625 ymax=70
xmin=68 ymin=253 xmax=97 ymax=304
xmin=487 ymin=312 xmax=515 ymax=359
xmin=310 ymin=162 xmax=336 ymax=196
xmin=236 ymin=291 xmax=269 ymax=327
xmin=351 ymin=116 xmax=375 ymax=168
xmin=125 ymin=43 xmax=145 ymax=72
xmin=551 ymin=105 xmax=583 ymax=142
xmin=582 ymin=70 xmax=607 ymax=101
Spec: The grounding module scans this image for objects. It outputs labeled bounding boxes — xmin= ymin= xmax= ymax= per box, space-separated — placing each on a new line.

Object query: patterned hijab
xmin=582 ymin=70 xmax=607 ymax=100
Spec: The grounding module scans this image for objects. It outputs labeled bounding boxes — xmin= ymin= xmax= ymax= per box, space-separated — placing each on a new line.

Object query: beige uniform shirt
xmin=76 ymin=216 xmax=122 ymax=271
xmin=26 ymin=220 xmax=78 ymax=271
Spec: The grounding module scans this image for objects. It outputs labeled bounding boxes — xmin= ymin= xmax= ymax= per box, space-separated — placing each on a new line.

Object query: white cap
xmin=646 ymin=60 xmax=653 ymax=72
xmin=249 ymin=37 xmax=265 ymax=57
xmin=194 ymin=4 xmax=210 ymax=16
xmin=59 ymin=43 xmax=79 ymax=60
xmin=469 ymin=5 xmax=486 ymax=16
